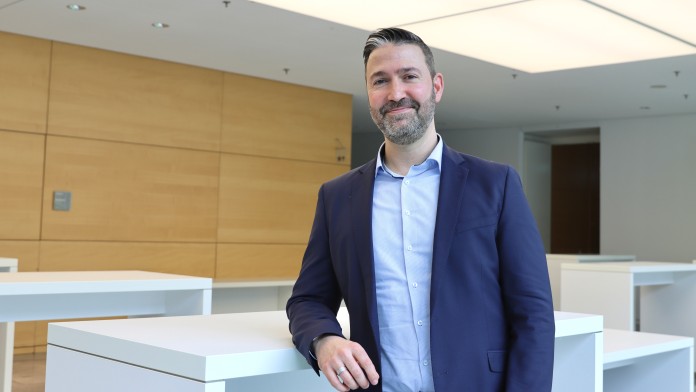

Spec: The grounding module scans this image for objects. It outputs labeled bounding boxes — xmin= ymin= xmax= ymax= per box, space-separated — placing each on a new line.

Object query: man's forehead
xmin=366 ymin=44 xmax=427 ymax=75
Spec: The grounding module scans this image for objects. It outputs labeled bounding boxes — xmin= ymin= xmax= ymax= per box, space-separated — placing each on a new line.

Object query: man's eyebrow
xmin=368 ymin=70 xmax=388 ymax=81
xmin=368 ymin=67 xmax=422 ymax=80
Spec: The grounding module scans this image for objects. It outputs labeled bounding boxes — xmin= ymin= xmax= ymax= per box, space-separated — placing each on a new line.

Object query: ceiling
xmin=1 ymin=0 xmax=695 ymax=134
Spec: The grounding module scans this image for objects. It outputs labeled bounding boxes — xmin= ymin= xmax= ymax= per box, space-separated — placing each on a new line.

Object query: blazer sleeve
xmin=286 ymin=184 xmax=345 ymax=374
xmin=497 ymin=167 xmax=556 ymax=391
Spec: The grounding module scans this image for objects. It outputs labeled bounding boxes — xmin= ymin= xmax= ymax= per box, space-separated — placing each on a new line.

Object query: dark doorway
xmin=550 ymin=143 xmax=600 ymax=253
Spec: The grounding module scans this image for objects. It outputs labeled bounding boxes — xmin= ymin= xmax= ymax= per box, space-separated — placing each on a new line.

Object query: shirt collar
xmin=375 ymin=135 xmax=443 ymax=178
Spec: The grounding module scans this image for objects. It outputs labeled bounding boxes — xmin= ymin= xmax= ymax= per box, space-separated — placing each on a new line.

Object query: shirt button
xmin=405 ymin=210 xmax=411 ymax=216
xmin=417 ymin=320 xmax=423 ymax=326
xmin=423 ymin=360 xmax=429 ymax=366
xmin=407 ymin=245 xmax=413 ymax=251
xmin=405 ymin=180 xmax=410 ymax=185
xmin=412 ymin=282 xmax=418 ymax=288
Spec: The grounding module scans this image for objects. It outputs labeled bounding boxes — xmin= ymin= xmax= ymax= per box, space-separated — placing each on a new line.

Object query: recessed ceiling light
xmin=66 ymin=4 xmax=85 ymax=11
xmin=151 ymin=22 xmax=170 ymax=29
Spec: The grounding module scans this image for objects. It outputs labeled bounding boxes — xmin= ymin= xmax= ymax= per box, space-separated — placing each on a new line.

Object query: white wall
xmin=600 ymin=114 xmax=696 ymax=262
xmin=524 ymin=139 xmax=552 ymax=251
xmin=439 ymin=128 xmax=523 ymax=171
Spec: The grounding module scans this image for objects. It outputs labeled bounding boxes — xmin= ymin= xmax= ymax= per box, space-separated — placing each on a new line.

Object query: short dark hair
xmin=363 ymin=27 xmax=436 ymax=77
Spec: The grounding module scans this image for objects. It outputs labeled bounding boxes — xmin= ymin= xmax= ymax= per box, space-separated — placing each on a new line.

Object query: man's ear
xmin=433 ymin=73 xmax=444 ymax=103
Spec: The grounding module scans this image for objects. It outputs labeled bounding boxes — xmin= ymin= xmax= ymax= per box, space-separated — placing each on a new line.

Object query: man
xmin=287 ymin=27 xmax=555 ymax=392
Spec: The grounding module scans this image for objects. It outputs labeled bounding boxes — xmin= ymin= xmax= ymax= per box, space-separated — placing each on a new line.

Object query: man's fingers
xmin=325 ymin=369 xmax=349 ymax=391
xmin=336 ymin=344 xmax=376 ymax=389
xmin=353 ymin=350 xmax=380 ymax=386
xmin=316 ymin=337 xmax=379 ymax=390
xmin=344 ymin=362 xmax=369 ymax=389
xmin=331 ymin=352 xmax=379 ymax=390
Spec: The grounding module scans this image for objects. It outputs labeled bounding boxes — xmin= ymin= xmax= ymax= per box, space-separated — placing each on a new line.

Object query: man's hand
xmin=314 ymin=335 xmax=380 ymax=391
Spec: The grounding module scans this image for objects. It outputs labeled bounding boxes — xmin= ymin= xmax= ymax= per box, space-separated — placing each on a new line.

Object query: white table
xmin=0 ymin=270 xmax=212 ymax=392
xmin=553 ymin=311 xmax=604 ymax=392
xmin=0 ymin=258 xmax=17 ymax=392
xmin=563 ymin=261 xmax=696 ymax=374
xmin=44 ymin=309 xmax=603 ymax=392
xmin=561 ymin=261 xmax=696 ymax=332
xmin=546 ymin=254 xmax=635 ymax=310
xmin=212 ymin=279 xmax=295 ymax=313
xmin=604 ymin=329 xmax=693 ymax=392
xmin=0 ymin=259 xmax=17 ymax=273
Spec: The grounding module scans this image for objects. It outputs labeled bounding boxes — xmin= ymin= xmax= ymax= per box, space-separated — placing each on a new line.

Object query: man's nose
xmin=387 ymin=80 xmax=407 ymax=102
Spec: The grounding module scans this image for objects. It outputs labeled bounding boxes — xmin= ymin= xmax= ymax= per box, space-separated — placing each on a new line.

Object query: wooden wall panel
xmin=41 ymin=136 xmax=219 ymax=242
xmin=2 ymin=32 xmax=355 ymax=308
xmin=0 ymin=32 xmax=51 ymax=134
xmin=216 ymin=243 xmax=305 ymax=280
xmin=14 ymin=322 xmax=37 ymax=354
xmin=0 ymin=131 xmax=45 ymax=239
xmin=218 ymin=154 xmax=346 ymax=243
xmin=0 ymin=240 xmax=39 ymax=272
xmin=0 ymin=240 xmax=39 ymax=351
xmin=38 ymin=241 xmax=215 ymax=277
xmin=222 ymin=73 xmax=352 ymax=164
xmin=48 ymin=43 xmax=223 ymax=151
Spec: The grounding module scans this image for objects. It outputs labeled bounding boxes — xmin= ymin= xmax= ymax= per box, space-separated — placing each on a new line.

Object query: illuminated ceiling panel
xmin=251 ymin=0 xmax=696 ymax=73
xmin=250 ymin=0 xmax=519 ymax=30
xmin=405 ymin=0 xmax=696 ymax=73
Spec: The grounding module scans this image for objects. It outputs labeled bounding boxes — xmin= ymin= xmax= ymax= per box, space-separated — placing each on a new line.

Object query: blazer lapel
xmin=431 ymin=146 xmax=469 ymax=306
xmin=350 ymin=160 xmax=380 ymax=340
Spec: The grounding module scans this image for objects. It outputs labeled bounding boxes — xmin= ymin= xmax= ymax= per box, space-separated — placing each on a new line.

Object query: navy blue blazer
xmin=287 ymin=145 xmax=555 ymax=391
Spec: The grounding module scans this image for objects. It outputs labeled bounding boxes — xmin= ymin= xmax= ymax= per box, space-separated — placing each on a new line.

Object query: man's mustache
xmin=380 ymin=98 xmax=420 ymax=116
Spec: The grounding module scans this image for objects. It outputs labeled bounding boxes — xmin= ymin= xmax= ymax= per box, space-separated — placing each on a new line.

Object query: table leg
xmin=641 ymin=271 xmax=696 ymax=372
xmin=164 ymin=289 xmax=212 ymax=316
xmin=0 ymin=322 xmax=15 ymax=392
xmin=552 ymin=331 xmax=602 ymax=391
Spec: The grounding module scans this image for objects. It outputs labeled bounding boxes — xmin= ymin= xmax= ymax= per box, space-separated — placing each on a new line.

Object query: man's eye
xmin=405 ymin=74 xmax=418 ymax=80
xmin=373 ymin=79 xmax=386 ymax=86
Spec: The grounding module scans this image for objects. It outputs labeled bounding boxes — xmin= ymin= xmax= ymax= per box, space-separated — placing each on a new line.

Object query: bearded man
xmin=287 ymin=27 xmax=555 ymax=392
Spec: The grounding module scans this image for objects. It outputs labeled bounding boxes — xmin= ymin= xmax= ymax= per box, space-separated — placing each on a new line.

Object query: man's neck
xmin=383 ymin=129 xmax=438 ymax=176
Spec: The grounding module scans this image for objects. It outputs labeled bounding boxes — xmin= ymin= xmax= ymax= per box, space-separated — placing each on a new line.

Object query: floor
xmin=12 ymin=353 xmax=45 ymax=392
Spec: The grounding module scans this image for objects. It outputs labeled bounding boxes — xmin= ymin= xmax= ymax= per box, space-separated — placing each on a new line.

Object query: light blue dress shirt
xmin=372 ymin=136 xmax=442 ymax=392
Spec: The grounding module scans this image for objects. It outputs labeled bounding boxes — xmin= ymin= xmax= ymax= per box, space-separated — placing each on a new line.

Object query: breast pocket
xmin=455 ymin=215 xmax=498 ymax=233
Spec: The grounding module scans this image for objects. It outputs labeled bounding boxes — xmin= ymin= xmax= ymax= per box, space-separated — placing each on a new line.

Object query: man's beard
xmin=370 ymin=90 xmax=436 ymax=146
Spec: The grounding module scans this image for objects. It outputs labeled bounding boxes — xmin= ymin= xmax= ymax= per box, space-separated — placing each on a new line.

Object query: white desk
xmin=563 ymin=261 xmax=696 ymax=374
xmin=553 ymin=311 xmax=604 ymax=392
xmin=546 ymin=254 xmax=635 ymax=310
xmin=212 ymin=279 xmax=295 ymax=313
xmin=0 ymin=258 xmax=17 ymax=392
xmin=45 ymin=310 xmax=603 ymax=392
xmin=604 ymin=329 xmax=694 ymax=392
xmin=0 ymin=259 xmax=17 ymax=273
xmin=0 ymin=270 xmax=212 ymax=392
xmin=561 ymin=261 xmax=696 ymax=332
